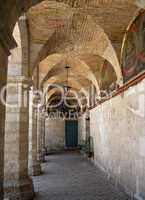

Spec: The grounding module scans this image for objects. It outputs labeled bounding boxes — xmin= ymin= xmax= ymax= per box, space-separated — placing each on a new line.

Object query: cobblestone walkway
xmin=33 ymin=152 xmax=130 ymax=200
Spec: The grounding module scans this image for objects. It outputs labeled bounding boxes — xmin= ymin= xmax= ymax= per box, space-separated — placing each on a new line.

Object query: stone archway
xmin=3 ymin=15 xmax=35 ymax=200
xmin=0 ymin=1 xmax=145 ymax=200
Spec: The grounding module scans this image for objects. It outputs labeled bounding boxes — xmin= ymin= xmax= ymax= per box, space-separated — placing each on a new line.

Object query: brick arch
xmin=0 ymin=0 xmax=144 ymax=55
xmin=38 ymin=54 xmax=100 ymax=93
xmin=46 ymin=86 xmax=86 ymax=110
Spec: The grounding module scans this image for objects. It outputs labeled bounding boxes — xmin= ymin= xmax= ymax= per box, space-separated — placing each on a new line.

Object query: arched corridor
xmin=0 ymin=0 xmax=145 ymax=200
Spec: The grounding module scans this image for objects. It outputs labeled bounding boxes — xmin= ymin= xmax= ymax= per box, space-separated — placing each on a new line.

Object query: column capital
xmin=32 ymin=93 xmax=41 ymax=105
xmin=38 ymin=105 xmax=45 ymax=112
xmin=39 ymin=106 xmax=47 ymax=118
xmin=7 ymin=76 xmax=33 ymax=86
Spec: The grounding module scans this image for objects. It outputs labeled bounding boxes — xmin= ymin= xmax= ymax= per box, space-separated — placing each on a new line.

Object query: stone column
xmin=86 ymin=111 xmax=90 ymax=140
xmin=4 ymin=76 xmax=34 ymax=200
xmin=89 ymin=85 xmax=96 ymax=108
xmin=0 ymin=44 xmax=8 ymax=200
xmin=41 ymin=112 xmax=46 ymax=162
xmin=29 ymin=90 xmax=41 ymax=176
xmin=37 ymin=107 xmax=46 ymax=163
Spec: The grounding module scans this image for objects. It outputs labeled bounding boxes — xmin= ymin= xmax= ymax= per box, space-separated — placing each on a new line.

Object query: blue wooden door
xmin=65 ymin=120 xmax=78 ymax=148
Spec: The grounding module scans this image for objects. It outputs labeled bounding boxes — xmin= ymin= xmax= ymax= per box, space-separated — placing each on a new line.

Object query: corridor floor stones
xmin=33 ymin=152 xmax=130 ymax=200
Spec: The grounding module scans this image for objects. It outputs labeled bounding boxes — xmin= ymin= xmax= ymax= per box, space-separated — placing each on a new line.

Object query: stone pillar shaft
xmin=0 ymin=44 xmax=8 ymax=200
xmin=29 ymin=91 xmax=41 ymax=176
xmin=37 ymin=107 xmax=46 ymax=163
xmin=4 ymin=76 xmax=34 ymax=200
xmin=41 ymin=115 xmax=46 ymax=162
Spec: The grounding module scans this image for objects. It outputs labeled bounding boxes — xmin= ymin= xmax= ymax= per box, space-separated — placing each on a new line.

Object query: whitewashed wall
xmin=90 ymin=79 xmax=145 ymax=199
xmin=45 ymin=118 xmax=65 ymax=151
xmin=78 ymin=114 xmax=87 ymax=144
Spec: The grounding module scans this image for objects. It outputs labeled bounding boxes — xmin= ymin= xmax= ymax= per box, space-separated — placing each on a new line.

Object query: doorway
xmin=65 ymin=120 xmax=78 ymax=148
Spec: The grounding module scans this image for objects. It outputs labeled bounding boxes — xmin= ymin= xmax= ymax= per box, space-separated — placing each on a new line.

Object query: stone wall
xmin=90 ymin=79 xmax=145 ymax=199
xmin=45 ymin=118 xmax=65 ymax=152
xmin=78 ymin=114 xmax=87 ymax=145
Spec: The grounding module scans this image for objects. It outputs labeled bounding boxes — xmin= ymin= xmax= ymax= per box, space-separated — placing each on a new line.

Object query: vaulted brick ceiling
xmin=24 ymin=0 xmax=145 ymax=105
xmin=0 ymin=0 xmax=144 ymax=109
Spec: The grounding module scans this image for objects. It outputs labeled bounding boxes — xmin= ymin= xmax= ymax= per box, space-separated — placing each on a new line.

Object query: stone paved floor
xmin=33 ymin=152 xmax=130 ymax=200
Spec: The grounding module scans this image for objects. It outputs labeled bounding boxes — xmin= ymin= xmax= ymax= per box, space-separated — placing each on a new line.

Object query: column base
xmin=38 ymin=152 xmax=46 ymax=163
xmin=4 ymin=177 xmax=34 ymax=200
xmin=41 ymin=150 xmax=46 ymax=163
xmin=29 ymin=162 xmax=42 ymax=176
xmin=41 ymin=155 xmax=46 ymax=163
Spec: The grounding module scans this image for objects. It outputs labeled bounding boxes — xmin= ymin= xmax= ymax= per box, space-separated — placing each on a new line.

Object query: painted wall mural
xmin=122 ymin=10 xmax=145 ymax=82
xmin=100 ymin=60 xmax=117 ymax=92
